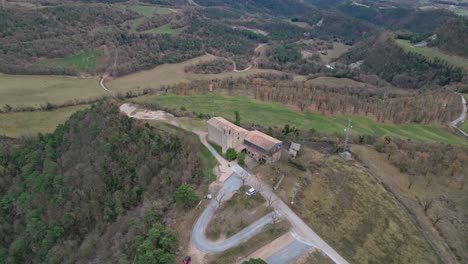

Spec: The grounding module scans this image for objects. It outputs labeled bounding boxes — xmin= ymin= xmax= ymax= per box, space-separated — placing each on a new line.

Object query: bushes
xmin=242 ymin=258 xmax=267 ymax=264
xmin=225 ymin=148 xmax=237 ymax=161
xmin=173 ymin=184 xmax=199 ymax=208
xmin=237 ymin=152 xmax=246 ymax=165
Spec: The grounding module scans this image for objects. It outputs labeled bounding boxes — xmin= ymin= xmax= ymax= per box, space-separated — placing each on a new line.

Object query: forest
xmin=167 ymin=76 xmax=461 ymax=124
xmin=0 ymin=101 xmax=209 ymax=263
xmin=341 ymin=33 xmax=466 ymax=89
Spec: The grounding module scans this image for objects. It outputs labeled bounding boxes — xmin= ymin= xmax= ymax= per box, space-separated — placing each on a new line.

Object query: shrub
xmin=237 ymin=152 xmax=246 ymax=165
xmin=225 ymin=148 xmax=237 ymax=161
xmin=242 ymin=258 xmax=267 ymax=264
xmin=173 ymin=184 xmax=198 ymax=208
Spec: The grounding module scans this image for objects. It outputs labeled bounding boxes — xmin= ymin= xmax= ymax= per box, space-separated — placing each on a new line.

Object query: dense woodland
xmin=1 ymin=0 xmax=466 ymax=82
xmin=341 ymin=33 xmax=466 ymax=89
xmin=431 ymin=17 xmax=468 ymax=57
xmin=0 ymin=102 xmax=209 ymax=263
xmin=168 ymin=76 xmax=461 ymax=124
xmin=184 ymin=58 xmax=233 ymax=74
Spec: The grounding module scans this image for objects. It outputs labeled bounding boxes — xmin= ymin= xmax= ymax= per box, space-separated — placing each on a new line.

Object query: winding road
xmin=448 ymin=93 xmax=468 ymax=138
xmin=120 ymin=103 xmax=349 ymax=264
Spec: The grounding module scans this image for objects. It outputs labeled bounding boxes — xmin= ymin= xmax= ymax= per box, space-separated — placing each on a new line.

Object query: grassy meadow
xmin=0 ymin=74 xmax=104 ymax=107
xmin=395 ymin=39 xmax=468 ymax=71
xmin=0 ymin=105 xmax=89 ymax=137
xmin=127 ymin=5 xmax=158 ymax=17
xmin=107 ymin=54 xmax=278 ymax=92
xmin=138 ymin=94 xmax=467 ymax=145
xmin=34 ymin=51 xmax=99 ymax=71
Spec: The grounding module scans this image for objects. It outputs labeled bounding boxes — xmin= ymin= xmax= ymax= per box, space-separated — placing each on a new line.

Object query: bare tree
xmin=271 ymin=211 xmax=280 ymax=226
xmin=215 ymin=192 xmax=226 ymax=208
xmin=265 ymin=194 xmax=278 ymax=208
xmin=239 ymin=172 xmax=248 ymax=186
xmin=431 ymin=209 xmax=445 ymax=226
xmin=419 ymin=196 xmax=433 ymax=215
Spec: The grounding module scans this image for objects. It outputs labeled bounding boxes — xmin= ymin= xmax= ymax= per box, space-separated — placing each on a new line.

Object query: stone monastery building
xmin=207 ymin=117 xmax=282 ymax=164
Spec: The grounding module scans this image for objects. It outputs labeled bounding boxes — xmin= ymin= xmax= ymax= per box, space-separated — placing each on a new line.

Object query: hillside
xmin=0 ymin=101 xmax=212 ymax=263
xmin=341 ymin=33 xmax=465 ymax=89
xmin=431 ymin=17 xmax=468 ymax=57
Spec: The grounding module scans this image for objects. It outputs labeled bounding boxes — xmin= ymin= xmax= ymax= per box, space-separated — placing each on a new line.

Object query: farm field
xmin=0 ymin=105 xmax=89 ymax=138
xmin=33 ymin=51 xmax=100 ymax=72
xmin=107 ymin=54 xmax=278 ymax=93
xmin=395 ymin=39 xmax=468 ymax=71
xmin=138 ymin=94 xmax=468 ymax=145
xmin=0 ymin=74 xmax=104 ymax=107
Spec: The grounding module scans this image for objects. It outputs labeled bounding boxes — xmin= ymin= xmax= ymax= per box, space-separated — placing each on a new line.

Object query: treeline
xmin=168 ymin=76 xmax=460 ymax=124
xmin=195 ymin=0 xmax=310 ymax=16
xmin=184 ymin=58 xmax=233 ymax=74
xmin=341 ymin=34 xmax=466 ymax=89
xmin=0 ymin=101 xmax=207 ymax=263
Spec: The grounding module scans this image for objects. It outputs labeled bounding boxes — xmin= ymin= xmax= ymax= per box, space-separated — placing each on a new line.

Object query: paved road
xmin=232 ymin=165 xmax=349 ymax=264
xmin=266 ymin=239 xmax=312 ymax=264
xmin=120 ymin=104 xmax=349 ymax=264
xmin=191 ymin=175 xmax=277 ymax=253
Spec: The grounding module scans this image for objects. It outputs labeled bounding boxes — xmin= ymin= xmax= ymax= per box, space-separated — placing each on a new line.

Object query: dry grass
xmin=253 ymin=159 xmax=308 ymax=204
xmin=0 ymin=105 xmax=89 ymax=138
xmin=206 ymin=221 xmax=290 ymax=264
xmin=206 ymin=186 xmax=271 ymax=240
xmin=294 ymin=152 xmax=439 ymax=264
xmin=293 ymin=250 xmax=334 ymax=264
xmin=352 ymin=144 xmax=468 ymax=263
xmin=319 ymin=42 xmax=351 ymax=63
xmin=107 ymin=55 xmax=278 ymax=92
xmin=254 ymin=145 xmax=440 ymax=264
xmin=0 ymin=74 xmax=103 ymax=107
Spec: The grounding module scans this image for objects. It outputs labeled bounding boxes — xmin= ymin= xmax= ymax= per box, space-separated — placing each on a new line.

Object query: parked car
xmin=245 ymin=187 xmax=256 ymax=196
xmin=181 ymin=256 xmax=191 ymax=264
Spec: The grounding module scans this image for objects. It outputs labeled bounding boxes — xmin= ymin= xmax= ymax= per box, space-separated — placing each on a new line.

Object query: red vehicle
xmin=181 ymin=256 xmax=191 ymax=264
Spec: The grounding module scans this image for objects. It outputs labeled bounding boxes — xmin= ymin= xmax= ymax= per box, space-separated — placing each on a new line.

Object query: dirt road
xmin=448 ymin=93 xmax=467 ymax=137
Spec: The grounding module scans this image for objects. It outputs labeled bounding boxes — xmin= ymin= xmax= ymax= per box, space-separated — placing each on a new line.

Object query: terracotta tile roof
xmin=245 ymin=130 xmax=282 ymax=152
xmin=207 ymin=117 xmax=247 ymax=132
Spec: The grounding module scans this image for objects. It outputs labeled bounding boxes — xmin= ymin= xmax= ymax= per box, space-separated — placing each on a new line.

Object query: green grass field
xmin=460 ymin=121 xmax=468 ymax=134
xmin=126 ymin=5 xmax=158 ymax=17
xmin=0 ymin=74 xmax=104 ymax=107
xmin=0 ymin=105 xmax=89 ymax=138
xmin=34 ymin=51 xmax=99 ymax=72
xmin=395 ymin=39 xmax=468 ymax=71
xmin=140 ymin=94 xmax=467 ymax=145
xmin=156 ymin=7 xmax=174 ymax=15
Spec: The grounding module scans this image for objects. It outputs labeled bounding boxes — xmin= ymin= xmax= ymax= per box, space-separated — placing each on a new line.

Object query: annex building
xmin=207 ymin=117 xmax=282 ymax=164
